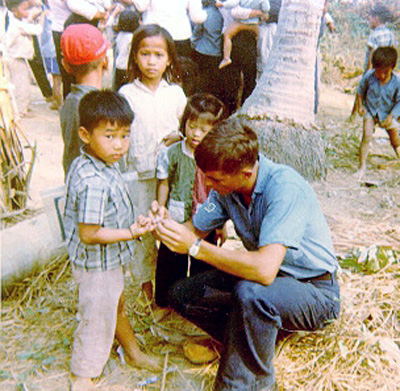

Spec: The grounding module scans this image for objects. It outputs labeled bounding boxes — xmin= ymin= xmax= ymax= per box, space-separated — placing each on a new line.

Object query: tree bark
xmin=241 ymin=0 xmax=324 ymax=125
xmin=236 ymin=0 xmax=327 ymax=180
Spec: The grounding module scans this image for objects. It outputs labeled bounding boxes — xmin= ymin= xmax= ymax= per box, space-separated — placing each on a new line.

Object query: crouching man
xmin=152 ymin=117 xmax=340 ymax=391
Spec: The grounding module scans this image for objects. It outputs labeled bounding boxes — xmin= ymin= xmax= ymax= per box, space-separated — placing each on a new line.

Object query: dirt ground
xmin=21 ymin=80 xmax=400 ymax=253
xmin=1 ymin=74 xmax=399 ymax=391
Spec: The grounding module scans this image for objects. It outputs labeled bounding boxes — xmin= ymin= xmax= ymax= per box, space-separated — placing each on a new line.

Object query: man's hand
xmin=149 ymin=201 xmax=170 ymax=224
xmin=155 ymin=219 xmax=198 ymax=254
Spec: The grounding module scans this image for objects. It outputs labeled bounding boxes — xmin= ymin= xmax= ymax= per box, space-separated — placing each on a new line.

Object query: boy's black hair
xmin=79 ymin=90 xmax=134 ymax=133
xmin=64 ymin=59 xmax=104 ymax=78
xmin=372 ymin=46 xmax=398 ymax=69
xmin=117 ymin=9 xmax=141 ymax=33
xmin=6 ymin=0 xmax=26 ymax=10
xmin=370 ymin=5 xmax=393 ymax=24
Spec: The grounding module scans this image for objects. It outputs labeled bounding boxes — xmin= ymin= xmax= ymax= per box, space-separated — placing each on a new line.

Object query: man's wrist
xmin=189 ymin=238 xmax=202 ymax=258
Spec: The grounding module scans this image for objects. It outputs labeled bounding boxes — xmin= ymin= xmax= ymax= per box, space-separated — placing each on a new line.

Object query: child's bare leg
xmin=357 ymin=116 xmax=374 ymax=178
xmin=115 ymin=293 xmax=161 ymax=371
xmin=385 ymin=128 xmax=400 ymax=158
xmin=219 ymin=21 xmax=255 ymax=69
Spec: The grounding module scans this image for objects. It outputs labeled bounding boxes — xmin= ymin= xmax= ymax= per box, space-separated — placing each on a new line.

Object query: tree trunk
xmin=237 ymin=0 xmax=327 ymax=181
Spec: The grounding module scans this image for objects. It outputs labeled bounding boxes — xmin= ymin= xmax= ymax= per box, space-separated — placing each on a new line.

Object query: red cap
xmin=61 ymin=24 xmax=110 ymax=65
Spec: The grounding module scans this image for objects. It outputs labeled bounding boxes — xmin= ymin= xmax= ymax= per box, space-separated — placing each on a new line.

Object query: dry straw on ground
xmin=1 ymin=253 xmax=399 ymax=391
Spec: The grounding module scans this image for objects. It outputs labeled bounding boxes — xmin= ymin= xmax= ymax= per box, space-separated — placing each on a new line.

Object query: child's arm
xmin=157 ymin=179 xmax=170 ymax=208
xmin=356 ymin=93 xmax=366 ymax=117
xmin=163 ymin=132 xmax=183 ymax=147
xmin=79 ymin=216 xmax=151 ymax=245
xmin=156 ymin=145 xmax=170 ymax=208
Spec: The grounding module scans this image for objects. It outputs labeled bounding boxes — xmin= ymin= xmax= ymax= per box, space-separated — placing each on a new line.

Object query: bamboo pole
xmin=0 ymin=58 xmax=36 ymax=214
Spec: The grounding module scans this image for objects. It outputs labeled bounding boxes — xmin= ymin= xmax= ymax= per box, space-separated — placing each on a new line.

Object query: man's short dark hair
xmin=194 ymin=117 xmax=259 ymax=174
xmin=370 ymin=5 xmax=393 ymax=24
xmin=79 ymin=90 xmax=134 ymax=132
xmin=372 ymin=46 xmax=398 ymax=69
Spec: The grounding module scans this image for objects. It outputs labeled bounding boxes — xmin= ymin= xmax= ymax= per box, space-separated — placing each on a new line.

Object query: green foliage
xmin=339 ymin=245 xmax=400 ymax=274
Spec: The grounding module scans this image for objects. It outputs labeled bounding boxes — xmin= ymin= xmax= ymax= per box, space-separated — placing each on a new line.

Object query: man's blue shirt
xmin=193 ymin=155 xmax=338 ymax=279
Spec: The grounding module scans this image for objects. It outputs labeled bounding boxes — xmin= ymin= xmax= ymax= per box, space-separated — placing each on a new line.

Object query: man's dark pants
xmin=168 ymin=269 xmax=340 ymax=391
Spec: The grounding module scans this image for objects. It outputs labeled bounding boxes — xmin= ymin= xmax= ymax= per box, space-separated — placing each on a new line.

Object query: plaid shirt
xmin=367 ymin=25 xmax=396 ymax=50
xmin=64 ymin=149 xmax=135 ymax=271
xmin=365 ymin=25 xmax=396 ymax=69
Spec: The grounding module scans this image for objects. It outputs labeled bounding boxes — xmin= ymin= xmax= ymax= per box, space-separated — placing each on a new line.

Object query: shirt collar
xmin=133 ymin=78 xmax=170 ymax=93
xmin=80 ymin=146 xmax=116 ymax=172
xmin=253 ymin=154 xmax=272 ymax=195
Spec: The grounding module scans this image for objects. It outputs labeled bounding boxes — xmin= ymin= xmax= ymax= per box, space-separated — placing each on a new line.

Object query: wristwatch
xmin=189 ymin=238 xmax=202 ymax=258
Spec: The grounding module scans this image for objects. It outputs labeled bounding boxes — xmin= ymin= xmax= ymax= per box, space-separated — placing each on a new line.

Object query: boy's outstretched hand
xmin=129 ymin=215 xmax=153 ymax=238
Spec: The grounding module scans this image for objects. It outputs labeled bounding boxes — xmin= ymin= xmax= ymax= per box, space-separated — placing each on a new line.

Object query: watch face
xmin=189 ymin=239 xmax=201 ymax=257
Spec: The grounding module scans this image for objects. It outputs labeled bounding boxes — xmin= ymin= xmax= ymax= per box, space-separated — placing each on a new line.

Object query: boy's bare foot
xmin=219 ymin=58 xmax=232 ymax=69
xmin=125 ymin=350 xmax=163 ymax=372
xmin=70 ymin=374 xmax=95 ymax=391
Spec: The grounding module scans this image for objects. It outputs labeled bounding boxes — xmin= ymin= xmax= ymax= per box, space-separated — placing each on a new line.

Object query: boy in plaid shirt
xmin=63 ymin=90 xmax=160 ymax=391
xmin=364 ymin=5 xmax=396 ymax=71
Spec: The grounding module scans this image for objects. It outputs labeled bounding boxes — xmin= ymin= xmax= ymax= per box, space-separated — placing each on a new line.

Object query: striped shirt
xmin=63 ymin=149 xmax=135 ymax=271
xmin=367 ymin=25 xmax=396 ymax=50
xmin=364 ymin=25 xmax=396 ymax=70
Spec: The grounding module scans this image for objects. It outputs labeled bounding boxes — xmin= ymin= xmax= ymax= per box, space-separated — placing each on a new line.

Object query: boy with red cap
xmin=60 ymin=23 xmax=108 ymax=177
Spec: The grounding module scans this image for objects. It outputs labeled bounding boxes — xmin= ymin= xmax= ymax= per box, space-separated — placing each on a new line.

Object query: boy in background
xmin=349 ymin=5 xmax=396 ymax=121
xmin=60 ymin=23 xmax=108 ymax=177
xmin=64 ymin=90 xmax=160 ymax=391
xmin=355 ymin=46 xmax=400 ymax=178
xmin=4 ymin=0 xmax=46 ymax=117
xmin=364 ymin=5 xmax=396 ymax=72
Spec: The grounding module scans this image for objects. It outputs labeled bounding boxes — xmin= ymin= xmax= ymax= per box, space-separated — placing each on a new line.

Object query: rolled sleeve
xmin=193 ymin=190 xmax=229 ymax=232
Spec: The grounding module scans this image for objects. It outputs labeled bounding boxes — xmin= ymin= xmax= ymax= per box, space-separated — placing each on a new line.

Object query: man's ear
xmin=78 ymin=126 xmax=90 ymax=144
xmin=242 ymin=167 xmax=254 ymax=179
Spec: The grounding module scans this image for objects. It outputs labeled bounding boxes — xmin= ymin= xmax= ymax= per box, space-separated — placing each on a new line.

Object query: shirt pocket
xmin=168 ymin=198 xmax=185 ymax=223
